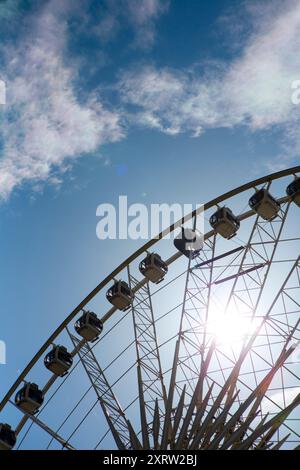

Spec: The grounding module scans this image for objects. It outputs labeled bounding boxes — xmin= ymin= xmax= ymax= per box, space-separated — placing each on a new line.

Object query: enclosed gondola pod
xmin=286 ymin=178 xmax=300 ymax=207
xmin=44 ymin=345 xmax=73 ymax=377
xmin=249 ymin=188 xmax=280 ymax=221
xmin=139 ymin=253 xmax=168 ymax=284
xmin=174 ymin=227 xmax=203 ymax=259
xmin=209 ymin=207 xmax=240 ymax=239
xmin=106 ymin=280 xmax=134 ymax=311
xmin=0 ymin=424 xmax=16 ymax=450
xmin=15 ymin=383 xmax=44 ymax=415
xmin=75 ymin=311 xmax=103 ymax=342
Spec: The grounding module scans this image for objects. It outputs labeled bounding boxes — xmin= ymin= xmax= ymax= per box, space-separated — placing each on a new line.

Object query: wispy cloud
xmin=93 ymin=0 xmax=169 ymax=48
xmin=1 ymin=0 xmax=299 ymax=200
xmin=0 ymin=0 xmax=20 ymax=20
xmin=119 ymin=0 xmax=300 ymax=167
xmin=125 ymin=0 xmax=170 ymax=49
xmin=262 ymin=387 xmax=300 ymax=414
xmin=0 ymin=0 xmax=124 ymax=199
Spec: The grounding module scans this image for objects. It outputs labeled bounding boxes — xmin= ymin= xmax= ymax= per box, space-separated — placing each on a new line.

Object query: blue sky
xmin=0 ymin=0 xmax=300 ymax=449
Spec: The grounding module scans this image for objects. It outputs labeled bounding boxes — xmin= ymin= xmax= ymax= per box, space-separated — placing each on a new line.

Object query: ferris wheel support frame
xmin=1 ymin=165 xmax=300 ymax=450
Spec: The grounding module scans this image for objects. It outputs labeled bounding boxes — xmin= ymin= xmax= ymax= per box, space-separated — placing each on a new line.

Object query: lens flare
xmin=207 ymin=311 xmax=257 ymax=347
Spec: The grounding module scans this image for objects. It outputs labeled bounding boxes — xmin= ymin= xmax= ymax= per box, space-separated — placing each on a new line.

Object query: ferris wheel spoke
xmin=231 ymin=359 xmax=300 ymax=439
xmin=224 ymin=201 xmax=291 ymax=321
xmin=167 ymin=229 xmax=251 ymax=422
xmin=220 ymin=257 xmax=300 ymax=435
xmin=161 ymin=213 xmax=205 ymax=449
xmin=10 ymin=400 xmax=75 ymax=450
xmin=177 ymin=238 xmax=217 ymax=389
xmin=68 ymin=331 xmax=135 ymax=450
xmin=234 ymin=392 xmax=300 ymax=450
xmin=127 ymin=266 xmax=168 ymax=449
xmin=218 ymin=202 xmax=292 ymax=402
xmin=206 ymin=347 xmax=295 ymax=450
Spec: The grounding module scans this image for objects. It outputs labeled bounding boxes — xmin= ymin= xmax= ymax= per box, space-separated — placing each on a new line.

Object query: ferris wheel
xmin=1 ymin=166 xmax=300 ymax=451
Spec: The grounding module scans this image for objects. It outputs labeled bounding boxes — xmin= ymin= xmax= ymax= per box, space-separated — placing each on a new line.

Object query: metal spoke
xmin=68 ymin=331 xmax=136 ymax=450
xmin=127 ymin=265 xmax=168 ymax=448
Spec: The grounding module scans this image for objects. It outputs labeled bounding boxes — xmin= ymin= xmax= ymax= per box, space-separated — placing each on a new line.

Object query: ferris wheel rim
xmin=1 ymin=164 xmax=299 ymax=421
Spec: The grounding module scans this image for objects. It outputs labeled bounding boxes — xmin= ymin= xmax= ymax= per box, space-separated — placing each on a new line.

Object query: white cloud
xmin=2 ymin=0 xmax=300 ymax=200
xmin=96 ymin=13 xmax=120 ymax=42
xmin=119 ymin=0 xmax=300 ymax=167
xmin=0 ymin=0 xmax=124 ymax=200
xmin=93 ymin=0 xmax=169 ymax=48
xmin=262 ymin=387 xmax=300 ymax=414
xmin=126 ymin=0 xmax=170 ymax=48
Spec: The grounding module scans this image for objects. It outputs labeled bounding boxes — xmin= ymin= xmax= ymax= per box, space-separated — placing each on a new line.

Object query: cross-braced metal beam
xmin=128 ymin=267 xmax=168 ymax=449
xmin=68 ymin=331 xmax=139 ymax=450
xmin=160 ymin=197 xmax=299 ymax=449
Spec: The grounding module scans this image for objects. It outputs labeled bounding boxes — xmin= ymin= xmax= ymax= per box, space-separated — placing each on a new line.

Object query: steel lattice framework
xmin=1 ymin=166 xmax=300 ymax=450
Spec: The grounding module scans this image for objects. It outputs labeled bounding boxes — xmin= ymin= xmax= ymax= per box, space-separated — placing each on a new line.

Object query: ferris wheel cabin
xmin=139 ymin=253 xmax=168 ymax=284
xmin=249 ymin=188 xmax=280 ymax=221
xmin=75 ymin=311 xmax=103 ymax=342
xmin=0 ymin=424 xmax=16 ymax=451
xmin=106 ymin=280 xmax=134 ymax=311
xmin=209 ymin=207 xmax=240 ymax=239
xmin=15 ymin=383 xmax=44 ymax=415
xmin=44 ymin=345 xmax=73 ymax=377
xmin=174 ymin=227 xmax=203 ymax=258
xmin=286 ymin=178 xmax=300 ymax=207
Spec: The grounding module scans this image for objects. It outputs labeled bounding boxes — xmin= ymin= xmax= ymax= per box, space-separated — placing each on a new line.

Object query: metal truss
xmin=161 ymin=199 xmax=299 ymax=449
xmin=128 ymin=268 xmax=168 ymax=449
xmin=159 ymin=255 xmax=300 ymax=450
xmin=177 ymin=199 xmax=290 ymax=390
xmin=68 ymin=331 xmax=139 ymax=450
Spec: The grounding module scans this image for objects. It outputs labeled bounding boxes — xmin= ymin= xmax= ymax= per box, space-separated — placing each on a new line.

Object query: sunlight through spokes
xmin=207 ymin=311 xmax=258 ymax=348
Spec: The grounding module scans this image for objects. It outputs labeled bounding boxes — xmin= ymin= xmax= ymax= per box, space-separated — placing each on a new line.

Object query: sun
xmin=206 ymin=310 xmax=258 ymax=348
